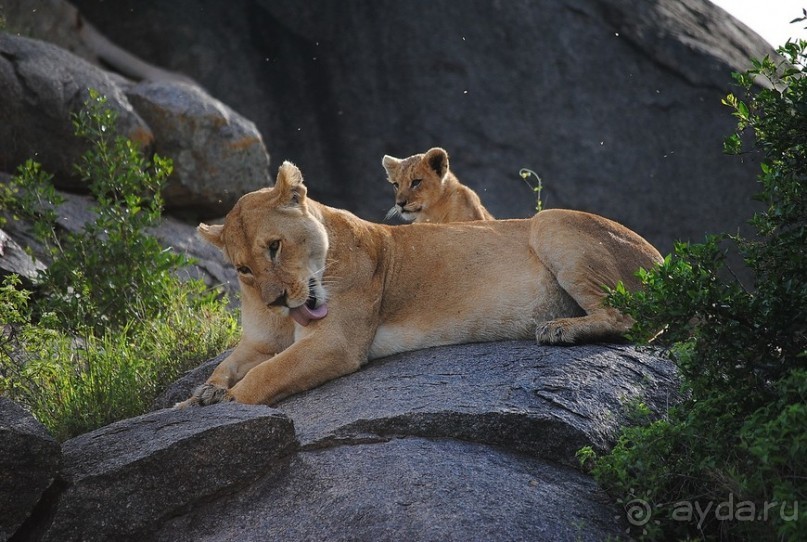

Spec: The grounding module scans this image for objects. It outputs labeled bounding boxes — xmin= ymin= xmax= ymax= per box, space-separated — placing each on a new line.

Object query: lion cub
xmin=382 ymin=147 xmax=494 ymax=223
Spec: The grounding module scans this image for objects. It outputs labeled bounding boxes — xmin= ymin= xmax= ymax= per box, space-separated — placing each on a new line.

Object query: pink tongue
xmin=289 ymin=303 xmax=328 ymax=327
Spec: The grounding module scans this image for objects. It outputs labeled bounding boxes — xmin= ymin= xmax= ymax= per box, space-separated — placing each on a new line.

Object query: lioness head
xmin=382 ymin=147 xmax=449 ymax=222
xmin=198 ymin=162 xmax=329 ymax=326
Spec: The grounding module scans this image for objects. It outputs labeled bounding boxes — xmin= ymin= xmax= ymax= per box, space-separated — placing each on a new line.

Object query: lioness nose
xmin=268 ymin=291 xmax=288 ymax=307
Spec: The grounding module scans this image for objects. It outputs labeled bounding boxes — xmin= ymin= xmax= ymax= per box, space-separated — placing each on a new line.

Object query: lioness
xmin=177 ymin=162 xmax=662 ymax=407
xmin=383 ymin=147 xmax=494 ymax=223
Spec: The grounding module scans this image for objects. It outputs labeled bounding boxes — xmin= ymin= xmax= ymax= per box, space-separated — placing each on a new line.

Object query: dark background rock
xmin=43 ymin=404 xmax=296 ymax=542
xmin=0 ymin=397 xmax=60 ymax=541
xmin=70 ymin=0 xmax=772 ymax=260
xmin=1 ymin=0 xmax=99 ymax=62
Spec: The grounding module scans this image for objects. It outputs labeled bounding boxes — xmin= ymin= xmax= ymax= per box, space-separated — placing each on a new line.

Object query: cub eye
xmin=411 ymin=179 xmax=422 ymax=189
xmin=237 ymin=265 xmax=252 ymax=275
xmin=392 ymin=182 xmax=399 ymax=192
xmin=268 ymin=239 xmax=281 ymax=258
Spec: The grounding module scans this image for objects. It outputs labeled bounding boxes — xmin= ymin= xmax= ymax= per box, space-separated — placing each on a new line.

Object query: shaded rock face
xmin=73 ymin=0 xmax=772 ymax=256
xmin=156 ymin=438 xmax=621 ymax=542
xmin=0 ymin=398 xmax=60 ymax=541
xmin=44 ymin=404 xmax=296 ymax=541
xmin=151 ymin=342 xmax=676 ymax=540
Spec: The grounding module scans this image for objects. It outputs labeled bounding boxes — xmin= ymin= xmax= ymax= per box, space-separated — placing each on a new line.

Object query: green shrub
xmin=5 ymin=89 xmax=184 ymax=334
xmin=585 ymin=37 xmax=807 ymax=540
xmin=0 ymin=90 xmax=238 ymax=440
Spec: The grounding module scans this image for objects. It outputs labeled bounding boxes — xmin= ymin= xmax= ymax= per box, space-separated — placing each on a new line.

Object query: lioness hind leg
xmin=536 ymin=307 xmax=634 ymax=345
xmin=532 ymin=254 xmax=635 ymax=345
xmin=529 ymin=209 xmax=659 ymax=345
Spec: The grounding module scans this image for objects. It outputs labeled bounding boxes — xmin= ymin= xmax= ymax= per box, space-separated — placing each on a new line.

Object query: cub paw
xmin=536 ymin=319 xmax=577 ymax=345
xmin=174 ymin=383 xmax=234 ymax=408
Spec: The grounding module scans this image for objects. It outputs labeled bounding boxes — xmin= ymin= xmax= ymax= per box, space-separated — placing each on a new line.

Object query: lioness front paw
xmin=174 ymin=383 xmax=234 ymax=408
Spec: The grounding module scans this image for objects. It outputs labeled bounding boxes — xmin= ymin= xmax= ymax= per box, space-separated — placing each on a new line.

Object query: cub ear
xmin=424 ymin=147 xmax=449 ymax=179
xmin=275 ymin=160 xmax=308 ymax=206
xmin=382 ymin=155 xmax=401 ymax=178
xmin=198 ymin=223 xmax=225 ymax=248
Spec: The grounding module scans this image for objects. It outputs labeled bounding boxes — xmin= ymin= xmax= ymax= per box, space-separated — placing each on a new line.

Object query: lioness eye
xmin=237 ymin=265 xmax=252 ymax=275
xmin=411 ymin=179 xmax=422 ymax=189
xmin=268 ymin=240 xmax=281 ymax=258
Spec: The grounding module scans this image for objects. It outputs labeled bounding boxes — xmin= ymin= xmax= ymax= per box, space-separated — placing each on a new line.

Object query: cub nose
xmin=397 ymin=199 xmax=407 ymax=209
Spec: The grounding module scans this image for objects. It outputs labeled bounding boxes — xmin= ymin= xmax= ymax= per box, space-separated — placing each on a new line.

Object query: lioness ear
xmin=424 ymin=147 xmax=449 ymax=179
xmin=198 ymin=223 xmax=225 ymax=248
xmin=382 ymin=155 xmax=401 ymax=178
xmin=276 ymin=160 xmax=308 ymax=206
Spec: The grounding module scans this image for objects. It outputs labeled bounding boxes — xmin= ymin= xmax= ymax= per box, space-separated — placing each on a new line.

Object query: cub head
xmin=198 ymin=162 xmax=329 ymax=327
xmin=382 ymin=147 xmax=449 ymax=222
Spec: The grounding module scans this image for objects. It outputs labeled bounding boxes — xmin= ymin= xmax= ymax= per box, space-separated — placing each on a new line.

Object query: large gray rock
xmin=0 ymin=34 xmax=153 ymax=188
xmin=0 ymin=31 xmax=262 ymax=216
xmin=151 ymin=341 xmax=673 ymax=540
xmin=73 ymin=0 xmax=772 ymax=258
xmin=0 ymin=398 xmax=60 ymax=541
xmin=126 ymin=81 xmax=272 ymax=215
xmin=43 ymin=403 xmax=296 ymax=542
xmin=17 ymin=342 xmax=675 ymax=540
xmin=150 ymin=212 xmax=237 ymax=291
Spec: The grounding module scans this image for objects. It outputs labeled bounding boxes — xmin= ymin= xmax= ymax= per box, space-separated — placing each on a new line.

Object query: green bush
xmin=5 ymin=89 xmax=184 ymax=334
xmin=0 ymin=90 xmax=238 ymax=440
xmin=583 ymin=37 xmax=807 ymax=540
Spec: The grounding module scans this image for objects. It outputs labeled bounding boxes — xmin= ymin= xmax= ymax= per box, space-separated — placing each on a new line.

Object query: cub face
xmin=382 ymin=147 xmax=449 ymax=222
xmin=198 ymin=162 xmax=329 ymax=326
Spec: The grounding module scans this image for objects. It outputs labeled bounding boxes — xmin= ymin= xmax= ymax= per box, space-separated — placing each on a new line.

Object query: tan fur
xmin=177 ymin=161 xmax=662 ymax=407
xmin=382 ymin=147 xmax=494 ymax=223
